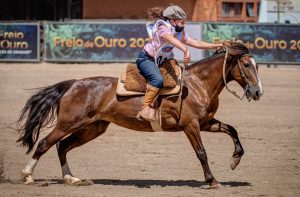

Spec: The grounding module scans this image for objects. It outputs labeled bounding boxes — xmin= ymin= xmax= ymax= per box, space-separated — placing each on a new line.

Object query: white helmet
xmin=163 ymin=5 xmax=187 ymax=20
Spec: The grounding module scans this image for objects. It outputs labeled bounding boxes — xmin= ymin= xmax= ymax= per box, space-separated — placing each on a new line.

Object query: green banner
xmin=44 ymin=22 xmax=149 ymax=62
xmin=202 ymin=23 xmax=300 ymax=64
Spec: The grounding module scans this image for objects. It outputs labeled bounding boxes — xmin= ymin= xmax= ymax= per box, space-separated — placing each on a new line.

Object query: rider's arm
xmin=162 ymin=33 xmax=191 ymax=65
xmin=162 ymin=33 xmax=187 ymax=52
xmin=185 ymin=37 xmax=222 ymax=49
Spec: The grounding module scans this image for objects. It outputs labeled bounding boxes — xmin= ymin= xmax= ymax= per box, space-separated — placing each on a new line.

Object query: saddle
xmin=116 ymin=59 xmax=182 ymax=96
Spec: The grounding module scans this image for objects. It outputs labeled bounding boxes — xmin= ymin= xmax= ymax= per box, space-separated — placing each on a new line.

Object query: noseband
xmin=222 ymin=46 xmax=253 ymax=101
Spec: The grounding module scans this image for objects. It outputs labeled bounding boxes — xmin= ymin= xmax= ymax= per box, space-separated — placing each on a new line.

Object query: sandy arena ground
xmin=0 ymin=62 xmax=299 ymax=197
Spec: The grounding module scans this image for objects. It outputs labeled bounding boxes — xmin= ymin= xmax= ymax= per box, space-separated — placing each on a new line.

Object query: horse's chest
xmin=186 ymin=97 xmax=218 ymax=124
xmin=200 ymin=99 xmax=219 ymax=123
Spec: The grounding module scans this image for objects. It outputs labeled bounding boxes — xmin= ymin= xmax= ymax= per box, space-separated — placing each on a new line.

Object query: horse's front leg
xmin=202 ymin=118 xmax=244 ymax=170
xmin=184 ymin=119 xmax=221 ymax=189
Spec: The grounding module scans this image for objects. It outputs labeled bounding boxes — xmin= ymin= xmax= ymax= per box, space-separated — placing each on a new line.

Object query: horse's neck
xmin=186 ymin=54 xmax=227 ymax=100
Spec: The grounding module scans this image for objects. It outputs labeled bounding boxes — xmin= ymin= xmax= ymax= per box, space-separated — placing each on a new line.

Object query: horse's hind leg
xmin=202 ymin=118 xmax=244 ymax=170
xmin=56 ymin=120 xmax=110 ymax=185
xmin=21 ymin=126 xmax=72 ymax=184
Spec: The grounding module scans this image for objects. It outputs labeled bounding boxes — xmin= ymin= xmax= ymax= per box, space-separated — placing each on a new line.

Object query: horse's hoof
xmin=210 ymin=181 xmax=222 ymax=189
xmin=64 ymin=175 xmax=93 ymax=186
xmin=21 ymin=170 xmax=35 ymax=185
xmin=230 ymin=157 xmax=241 ymax=170
xmin=64 ymin=175 xmax=80 ymax=184
xmin=64 ymin=175 xmax=82 ymax=185
xmin=24 ymin=175 xmax=35 ymax=185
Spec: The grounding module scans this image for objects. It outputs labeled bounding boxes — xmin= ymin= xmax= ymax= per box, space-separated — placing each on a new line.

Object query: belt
xmin=142 ymin=49 xmax=154 ymax=59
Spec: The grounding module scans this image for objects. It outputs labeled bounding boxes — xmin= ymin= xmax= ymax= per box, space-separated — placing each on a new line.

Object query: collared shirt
xmin=144 ymin=20 xmax=189 ymax=58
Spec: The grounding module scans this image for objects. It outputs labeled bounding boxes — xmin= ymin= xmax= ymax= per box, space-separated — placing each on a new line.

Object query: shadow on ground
xmin=1 ymin=178 xmax=251 ymax=188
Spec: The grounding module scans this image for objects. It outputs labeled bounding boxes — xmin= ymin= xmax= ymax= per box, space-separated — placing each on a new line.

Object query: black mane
xmin=188 ymin=41 xmax=250 ymax=69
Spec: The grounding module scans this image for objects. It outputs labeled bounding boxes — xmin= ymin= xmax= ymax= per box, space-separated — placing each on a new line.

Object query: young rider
xmin=136 ymin=5 xmax=223 ymax=121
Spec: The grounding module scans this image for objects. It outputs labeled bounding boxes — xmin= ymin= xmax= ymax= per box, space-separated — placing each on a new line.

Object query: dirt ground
xmin=0 ymin=62 xmax=299 ymax=197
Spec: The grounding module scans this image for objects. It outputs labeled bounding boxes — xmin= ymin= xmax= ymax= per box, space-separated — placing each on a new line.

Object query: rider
xmin=136 ymin=5 xmax=223 ymax=121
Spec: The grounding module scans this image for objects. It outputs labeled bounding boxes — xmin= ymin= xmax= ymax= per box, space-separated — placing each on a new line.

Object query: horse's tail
xmin=16 ymin=79 xmax=76 ymax=154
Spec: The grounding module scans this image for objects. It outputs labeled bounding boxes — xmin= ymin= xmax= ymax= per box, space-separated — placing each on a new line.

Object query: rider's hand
xmin=215 ymin=43 xmax=224 ymax=50
xmin=184 ymin=49 xmax=191 ymax=68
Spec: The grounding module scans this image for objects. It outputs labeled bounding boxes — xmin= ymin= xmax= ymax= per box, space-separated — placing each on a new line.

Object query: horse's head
xmin=224 ymin=41 xmax=264 ymax=101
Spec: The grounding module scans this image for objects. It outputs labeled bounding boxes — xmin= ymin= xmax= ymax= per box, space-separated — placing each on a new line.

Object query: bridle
xmin=222 ymin=46 xmax=254 ymax=101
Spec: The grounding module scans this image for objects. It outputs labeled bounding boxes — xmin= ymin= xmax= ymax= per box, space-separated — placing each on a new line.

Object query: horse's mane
xmin=223 ymin=41 xmax=250 ymax=56
xmin=189 ymin=41 xmax=250 ymax=69
xmin=193 ymin=53 xmax=223 ymax=65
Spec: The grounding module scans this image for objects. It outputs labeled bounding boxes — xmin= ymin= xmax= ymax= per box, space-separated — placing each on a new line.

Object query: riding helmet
xmin=163 ymin=5 xmax=187 ymax=20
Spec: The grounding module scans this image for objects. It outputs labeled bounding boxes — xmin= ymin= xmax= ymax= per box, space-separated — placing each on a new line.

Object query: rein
xmin=177 ymin=64 xmax=186 ymax=117
xmin=222 ymin=47 xmax=249 ymax=101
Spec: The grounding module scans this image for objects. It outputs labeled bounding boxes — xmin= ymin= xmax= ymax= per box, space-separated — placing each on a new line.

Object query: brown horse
xmin=17 ymin=41 xmax=263 ymax=188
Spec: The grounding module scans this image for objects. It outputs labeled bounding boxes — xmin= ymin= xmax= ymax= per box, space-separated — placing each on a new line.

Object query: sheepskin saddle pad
xmin=116 ymin=59 xmax=182 ymax=96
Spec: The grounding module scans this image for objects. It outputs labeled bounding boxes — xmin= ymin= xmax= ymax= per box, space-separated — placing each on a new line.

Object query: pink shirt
xmin=144 ymin=20 xmax=189 ymax=57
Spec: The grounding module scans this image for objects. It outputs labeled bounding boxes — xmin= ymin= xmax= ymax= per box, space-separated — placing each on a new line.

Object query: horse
xmin=16 ymin=41 xmax=263 ymax=189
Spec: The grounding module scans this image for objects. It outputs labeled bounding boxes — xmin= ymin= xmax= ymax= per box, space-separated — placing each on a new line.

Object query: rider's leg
xmin=136 ymin=51 xmax=163 ymax=121
xmin=138 ymin=84 xmax=160 ymax=121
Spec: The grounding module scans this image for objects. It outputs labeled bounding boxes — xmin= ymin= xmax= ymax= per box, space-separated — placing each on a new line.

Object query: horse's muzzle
xmin=247 ymin=84 xmax=264 ymax=101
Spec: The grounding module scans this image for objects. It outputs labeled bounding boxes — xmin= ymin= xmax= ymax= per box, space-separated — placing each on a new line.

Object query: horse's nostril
xmin=256 ymin=91 xmax=260 ymax=97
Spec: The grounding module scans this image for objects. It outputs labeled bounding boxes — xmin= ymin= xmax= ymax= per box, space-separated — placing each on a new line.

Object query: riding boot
xmin=137 ymin=85 xmax=160 ymax=121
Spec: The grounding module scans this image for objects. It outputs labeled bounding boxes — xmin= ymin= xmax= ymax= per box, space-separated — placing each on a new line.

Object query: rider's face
xmin=170 ymin=19 xmax=185 ymax=28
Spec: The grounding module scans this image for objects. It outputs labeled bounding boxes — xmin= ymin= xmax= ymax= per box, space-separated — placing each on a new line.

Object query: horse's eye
xmin=244 ymin=63 xmax=250 ymax=68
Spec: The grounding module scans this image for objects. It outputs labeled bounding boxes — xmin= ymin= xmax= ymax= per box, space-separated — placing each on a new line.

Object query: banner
xmin=0 ymin=23 xmax=40 ymax=62
xmin=44 ymin=22 xmax=149 ymax=62
xmin=202 ymin=23 xmax=300 ymax=64
xmin=44 ymin=22 xmax=202 ymax=62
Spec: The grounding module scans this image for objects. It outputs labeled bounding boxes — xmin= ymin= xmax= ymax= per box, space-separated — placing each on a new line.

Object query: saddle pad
xmin=124 ymin=59 xmax=179 ymax=92
xmin=116 ymin=66 xmax=182 ymax=96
